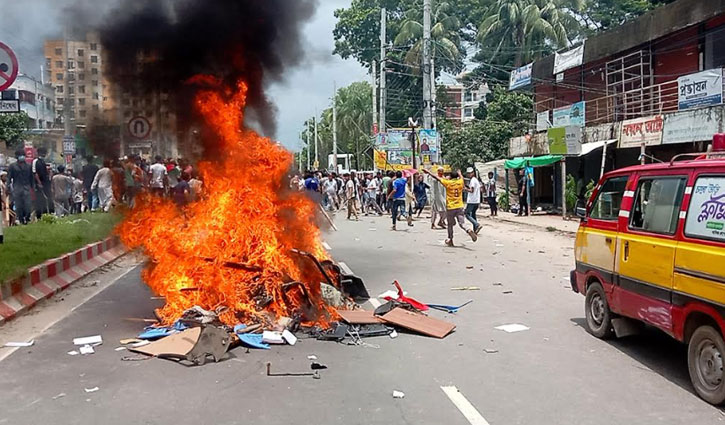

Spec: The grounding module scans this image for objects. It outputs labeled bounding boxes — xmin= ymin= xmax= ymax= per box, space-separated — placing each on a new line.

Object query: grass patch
xmin=0 ymin=212 xmax=121 ymax=283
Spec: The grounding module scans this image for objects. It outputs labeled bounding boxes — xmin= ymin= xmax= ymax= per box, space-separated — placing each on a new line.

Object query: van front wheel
xmin=688 ymin=325 xmax=725 ymax=405
xmin=585 ymin=282 xmax=614 ymax=339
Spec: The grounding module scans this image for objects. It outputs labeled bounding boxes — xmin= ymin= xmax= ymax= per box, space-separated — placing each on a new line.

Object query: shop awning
xmin=504 ymin=155 xmax=563 ymax=169
xmin=579 ymin=139 xmax=617 ymax=157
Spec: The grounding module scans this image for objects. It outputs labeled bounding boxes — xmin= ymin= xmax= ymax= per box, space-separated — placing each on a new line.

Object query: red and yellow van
xmin=572 ymin=139 xmax=725 ymax=404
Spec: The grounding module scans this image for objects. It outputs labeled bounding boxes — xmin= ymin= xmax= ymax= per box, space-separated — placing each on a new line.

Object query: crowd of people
xmin=292 ymin=166 xmax=500 ymax=247
xmin=0 ymin=150 xmax=203 ymax=229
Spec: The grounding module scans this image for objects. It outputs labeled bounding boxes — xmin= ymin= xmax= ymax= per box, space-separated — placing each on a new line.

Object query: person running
xmin=91 ymin=159 xmax=115 ymax=212
xmin=388 ymin=171 xmax=407 ymax=231
xmin=413 ymin=173 xmax=429 ymax=217
xmin=344 ymin=173 xmax=359 ymax=220
xmin=423 ymin=168 xmax=477 ymax=246
xmin=51 ymin=165 xmax=73 ymax=217
xmin=8 ymin=150 xmax=33 ymax=224
xmin=464 ymin=167 xmax=483 ymax=234
xmin=148 ymin=155 xmax=167 ymax=196
xmin=429 ymin=167 xmax=447 ymax=229
xmin=485 ymin=171 xmax=498 ymax=216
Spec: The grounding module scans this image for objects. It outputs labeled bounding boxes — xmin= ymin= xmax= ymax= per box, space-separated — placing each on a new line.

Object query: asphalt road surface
xmin=1 ymin=214 xmax=724 ymax=425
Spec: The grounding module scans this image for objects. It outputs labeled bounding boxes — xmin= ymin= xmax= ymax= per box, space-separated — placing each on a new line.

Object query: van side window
xmin=685 ymin=176 xmax=725 ymax=242
xmin=589 ymin=176 xmax=628 ymax=220
xmin=630 ymin=177 xmax=686 ymax=235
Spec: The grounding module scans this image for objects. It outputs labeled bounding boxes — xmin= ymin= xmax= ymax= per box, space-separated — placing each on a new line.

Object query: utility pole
xmin=379 ymin=8 xmax=387 ymax=133
xmin=430 ymin=52 xmax=437 ymax=130
xmin=422 ymin=0 xmax=433 ymax=129
xmin=298 ymin=132 xmax=303 ymax=171
xmin=313 ymin=112 xmax=319 ymax=169
xmin=332 ymin=82 xmax=338 ymax=173
xmin=306 ymin=123 xmax=311 ymax=170
xmin=372 ymin=60 xmax=378 ymax=135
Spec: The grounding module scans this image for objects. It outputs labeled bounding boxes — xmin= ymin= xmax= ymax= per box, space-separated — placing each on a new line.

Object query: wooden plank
xmin=380 ymin=307 xmax=455 ymax=338
xmin=129 ymin=327 xmax=201 ymax=357
xmin=336 ymin=309 xmax=383 ymax=324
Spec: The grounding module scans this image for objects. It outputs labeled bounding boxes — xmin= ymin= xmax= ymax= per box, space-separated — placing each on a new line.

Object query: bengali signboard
xmin=548 ymin=126 xmax=583 ymax=155
xmin=662 ymin=107 xmax=722 ymax=145
xmin=554 ymin=44 xmax=584 ymax=75
xmin=678 ymin=68 xmax=723 ymax=110
xmin=509 ymin=63 xmax=532 ymax=90
xmin=552 ymin=101 xmax=585 ymax=127
xmin=619 ymin=115 xmax=664 ymax=148
xmin=583 ymin=123 xmax=614 ymax=144
xmin=685 ymin=177 xmax=725 ymax=242
xmin=536 ymin=110 xmax=550 ymax=132
xmin=509 ymin=136 xmax=528 ymax=157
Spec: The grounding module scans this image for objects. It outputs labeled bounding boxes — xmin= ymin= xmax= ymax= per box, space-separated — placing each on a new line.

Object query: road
xmin=0 ymin=214 xmax=723 ymax=425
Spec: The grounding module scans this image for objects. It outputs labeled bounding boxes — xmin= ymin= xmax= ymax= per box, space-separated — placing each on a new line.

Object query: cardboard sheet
xmin=129 ymin=327 xmax=201 ymax=357
xmin=380 ymin=308 xmax=455 ymax=338
xmin=336 ymin=310 xmax=383 ymax=324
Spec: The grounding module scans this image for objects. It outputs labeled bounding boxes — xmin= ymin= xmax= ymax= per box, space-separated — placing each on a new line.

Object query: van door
xmin=616 ymin=174 xmax=688 ymax=331
xmin=575 ymin=175 xmax=629 ymax=293
xmin=673 ymin=174 xmax=725 ymax=332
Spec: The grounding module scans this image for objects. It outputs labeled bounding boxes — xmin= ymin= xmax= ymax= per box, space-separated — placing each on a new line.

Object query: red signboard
xmin=0 ymin=42 xmax=19 ymax=91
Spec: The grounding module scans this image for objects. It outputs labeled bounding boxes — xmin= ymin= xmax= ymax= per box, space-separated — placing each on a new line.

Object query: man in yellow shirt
xmin=423 ymin=168 xmax=477 ymax=246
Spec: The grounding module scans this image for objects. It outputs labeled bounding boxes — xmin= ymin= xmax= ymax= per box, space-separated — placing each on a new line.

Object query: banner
xmin=509 ymin=63 xmax=532 ymax=90
xmin=552 ymin=101 xmax=585 ymax=127
xmin=685 ymin=176 xmax=725 ymax=242
xmin=619 ymin=115 xmax=664 ymax=148
xmin=374 ymin=149 xmax=413 ymax=171
xmin=583 ymin=123 xmax=614 ymax=144
xmin=678 ymin=68 xmax=723 ymax=110
xmin=536 ymin=110 xmax=550 ymax=132
xmin=376 ymin=129 xmax=438 ymax=153
xmin=554 ymin=44 xmax=584 ymax=75
xmin=548 ymin=126 xmax=582 ymax=155
xmin=662 ymin=107 xmax=722 ymax=144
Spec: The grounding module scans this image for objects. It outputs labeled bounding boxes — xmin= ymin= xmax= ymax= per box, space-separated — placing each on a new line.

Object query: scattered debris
xmin=130 ymin=340 xmax=151 ymax=348
xmin=427 ymin=300 xmax=473 ymax=314
xmin=450 ymin=286 xmax=480 ymax=291
xmin=492 ymin=282 xmax=503 ymax=286
xmin=67 ymin=350 xmax=79 ymax=356
xmin=389 ymin=330 xmax=398 ymax=339
xmin=495 ymin=324 xmax=530 ymax=333
xmin=321 ymin=283 xmax=345 ymax=307
xmin=502 ymin=290 xmax=513 ymax=294
xmin=79 ymin=345 xmax=95 ymax=355
xmin=180 ymin=306 xmax=220 ymax=325
xmin=380 ymin=308 xmax=455 ymax=339
xmin=310 ymin=362 xmax=327 ymax=370
xmin=84 ymin=387 xmax=99 ymax=393
xmin=130 ymin=327 xmax=200 ymax=358
xmin=483 ymin=348 xmax=499 ymax=354
xmin=266 ymin=362 xmax=316 ymax=378
xmin=282 ymin=330 xmax=297 ymax=346
xmin=262 ymin=331 xmax=285 ymax=345
xmin=73 ymin=335 xmax=102 ymax=346
xmin=119 ymin=338 xmax=144 ymax=345
xmin=307 ymin=355 xmax=318 ymax=360
xmin=114 ymin=347 xmax=127 ymax=352
xmin=336 ymin=309 xmax=383 ymax=324
xmin=466 ymin=266 xmax=474 ymax=270
xmin=377 ymin=290 xmax=399 ymax=300
xmin=3 ymin=340 xmax=34 ymax=348
xmin=392 ymin=390 xmax=405 ymax=399
xmin=52 ymin=393 xmax=66 ymax=400
xmin=382 ymin=281 xmax=428 ymax=311
xmin=121 ymin=355 xmax=151 ymax=361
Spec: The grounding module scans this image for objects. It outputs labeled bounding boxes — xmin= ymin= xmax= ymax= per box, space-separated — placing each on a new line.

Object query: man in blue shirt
xmin=388 ymin=171 xmax=407 ymax=231
xmin=304 ymin=172 xmax=319 ymax=192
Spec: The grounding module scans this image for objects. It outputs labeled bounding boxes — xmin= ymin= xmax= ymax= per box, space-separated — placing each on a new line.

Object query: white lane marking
xmin=441 ymin=386 xmax=491 ymax=425
xmin=338 ymin=261 xmax=354 ymax=276
xmin=322 ymin=241 xmax=331 ymax=250
xmin=368 ymin=298 xmax=382 ymax=308
xmin=618 ymin=210 xmax=630 ymax=218
xmin=623 ymin=190 xmax=635 ymax=198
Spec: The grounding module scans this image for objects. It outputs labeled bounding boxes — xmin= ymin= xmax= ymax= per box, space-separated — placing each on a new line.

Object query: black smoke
xmin=97 ymin=0 xmax=316 ymax=152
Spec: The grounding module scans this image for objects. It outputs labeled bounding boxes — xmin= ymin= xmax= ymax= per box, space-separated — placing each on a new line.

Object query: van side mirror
xmin=575 ymin=199 xmax=587 ymax=220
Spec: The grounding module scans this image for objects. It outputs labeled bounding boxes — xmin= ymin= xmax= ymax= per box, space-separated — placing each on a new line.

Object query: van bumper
xmin=570 ymin=269 xmax=579 ymax=293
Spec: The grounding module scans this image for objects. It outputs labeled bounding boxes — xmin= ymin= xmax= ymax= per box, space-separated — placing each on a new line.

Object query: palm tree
xmin=394 ymin=1 xmax=462 ymax=72
xmin=477 ymin=0 xmax=582 ymax=67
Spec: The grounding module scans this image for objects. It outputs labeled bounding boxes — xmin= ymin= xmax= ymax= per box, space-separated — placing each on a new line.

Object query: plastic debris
xmin=484 ymin=348 xmax=499 ymax=354
xmin=390 ymin=330 xmax=398 ymax=339
xmin=67 ymin=350 xmax=79 ymax=356
xmin=262 ymin=331 xmax=285 ymax=345
xmin=427 ymin=300 xmax=473 ymax=314
xmin=307 ymin=355 xmax=318 ymax=360
xmin=3 ymin=340 xmax=34 ymax=347
xmin=450 ymin=287 xmax=480 ymax=291
xmin=234 ymin=325 xmax=270 ymax=350
xmin=84 ymin=387 xmax=99 ymax=393
xmin=79 ymin=345 xmax=95 ymax=355
xmin=52 ymin=393 xmax=66 ymax=400
xmin=495 ymin=324 xmax=530 ymax=333
xmin=282 ymin=330 xmax=297 ymax=346
xmin=73 ymin=335 xmax=102 ymax=346
xmin=114 ymin=347 xmax=127 ymax=351
xmin=392 ymin=390 xmax=405 ymax=399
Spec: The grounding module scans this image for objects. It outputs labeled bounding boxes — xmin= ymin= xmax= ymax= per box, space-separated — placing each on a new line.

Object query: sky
xmin=0 ymin=0 xmax=368 ymax=152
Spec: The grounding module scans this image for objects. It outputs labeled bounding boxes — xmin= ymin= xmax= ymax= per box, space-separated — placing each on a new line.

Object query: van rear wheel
xmin=585 ymin=282 xmax=614 ymax=339
xmin=688 ymin=325 xmax=725 ymax=405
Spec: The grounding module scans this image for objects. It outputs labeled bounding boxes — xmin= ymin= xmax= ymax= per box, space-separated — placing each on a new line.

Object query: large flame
xmin=118 ymin=77 xmax=332 ymax=327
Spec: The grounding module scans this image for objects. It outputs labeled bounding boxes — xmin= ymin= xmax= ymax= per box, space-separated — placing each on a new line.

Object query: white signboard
xmin=678 ymin=68 xmax=723 ymax=110
xmin=552 ymin=101 xmax=585 ymax=127
xmin=509 ymin=136 xmax=529 ymax=157
xmin=584 ymin=123 xmax=614 ymax=144
xmin=509 ymin=63 xmax=532 ymax=90
xmin=0 ymin=99 xmax=19 ymax=113
xmin=685 ymin=176 xmax=725 ymax=242
xmin=554 ymin=44 xmax=584 ymax=75
xmin=536 ymin=110 xmax=550 ymax=132
xmin=662 ymin=107 xmax=722 ymax=144
xmin=62 ymin=136 xmax=76 ymax=155
xmin=565 ymin=126 xmax=583 ymax=156
xmin=619 ymin=115 xmax=664 ymax=148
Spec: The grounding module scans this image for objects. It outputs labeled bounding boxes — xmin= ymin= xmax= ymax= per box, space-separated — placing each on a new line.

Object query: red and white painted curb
xmin=0 ymin=237 xmax=125 ymax=324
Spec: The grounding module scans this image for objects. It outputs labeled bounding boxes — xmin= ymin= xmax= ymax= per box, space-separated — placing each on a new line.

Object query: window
xmin=78 ymin=73 xmax=85 ymax=81
xmin=92 ymin=104 xmax=99 ymax=111
xmin=463 ymin=108 xmax=473 ymax=118
xmin=58 ymin=97 xmax=64 ymax=105
xmin=56 ymin=86 xmax=63 ymax=93
xmin=78 ymin=85 xmax=85 ymax=94
xmin=46 ymin=58 xmax=51 ymax=68
xmin=589 ymin=176 xmax=629 ymax=220
xmin=630 ymin=177 xmax=686 ymax=235
xmin=78 ymin=61 xmax=85 ymax=69
xmin=92 ymin=80 xmax=98 ymax=87
xmin=91 ymin=68 xmax=98 ymax=75
xmin=706 ymin=25 xmax=725 ymax=69
xmin=79 ymin=110 xmax=86 ymax=118
xmin=90 ymin=55 xmax=98 ymax=64
xmin=93 ymin=92 xmax=100 ymax=100
xmin=464 ymin=92 xmax=473 ymax=102
xmin=56 ymin=73 xmax=63 ymax=81
xmin=67 ymin=60 xmax=74 ymax=69
xmin=68 ymin=86 xmax=74 ymax=95
xmin=77 ymin=49 xmax=84 ymax=57
xmin=54 ymin=48 xmax=62 ymax=55
xmin=90 ymin=43 xmax=97 ymax=51
xmin=55 ymin=61 xmax=63 ymax=68
xmin=78 ymin=98 xmax=85 ymax=106
xmin=685 ymin=176 xmax=725 ymax=242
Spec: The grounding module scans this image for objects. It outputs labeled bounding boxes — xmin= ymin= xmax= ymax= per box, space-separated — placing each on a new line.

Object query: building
xmin=439 ymin=75 xmax=489 ymax=124
xmin=3 ymin=74 xmax=57 ymax=129
xmin=507 ymin=0 xmax=725 ymax=211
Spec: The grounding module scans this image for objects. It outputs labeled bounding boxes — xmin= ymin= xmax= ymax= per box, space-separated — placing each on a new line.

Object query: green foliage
xmin=565 ymin=174 xmax=595 ymax=212
xmin=579 ymin=0 xmax=675 ymax=32
xmin=394 ymin=2 xmax=463 ymax=72
xmin=497 ymin=190 xmax=510 ymax=211
xmin=40 ymin=214 xmax=58 ymax=224
xmin=0 ymin=111 xmax=30 ymax=149
xmin=440 ymin=86 xmax=533 ymax=169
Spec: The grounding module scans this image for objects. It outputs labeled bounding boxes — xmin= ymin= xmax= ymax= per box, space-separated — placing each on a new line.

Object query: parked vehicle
xmin=572 ymin=136 xmax=725 ymax=404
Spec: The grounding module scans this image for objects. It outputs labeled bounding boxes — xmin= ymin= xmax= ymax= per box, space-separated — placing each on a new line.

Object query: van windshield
xmin=589 ymin=176 xmax=629 ymax=220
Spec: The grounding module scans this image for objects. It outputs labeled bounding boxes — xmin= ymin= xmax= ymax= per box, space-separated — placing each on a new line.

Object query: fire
xmin=118 ymin=77 xmax=332 ymax=327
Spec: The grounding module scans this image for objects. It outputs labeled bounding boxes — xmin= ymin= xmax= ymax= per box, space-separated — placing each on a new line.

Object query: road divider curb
xmin=0 ymin=236 xmax=126 ymax=325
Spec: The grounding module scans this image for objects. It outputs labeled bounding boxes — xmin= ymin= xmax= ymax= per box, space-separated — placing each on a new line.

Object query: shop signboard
xmin=619 ymin=115 xmax=664 ymax=148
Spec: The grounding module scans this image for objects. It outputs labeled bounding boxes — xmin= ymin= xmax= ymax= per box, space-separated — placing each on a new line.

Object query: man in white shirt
xmin=148 ymin=155 xmax=167 ymax=196
xmin=365 ymin=174 xmax=383 ymax=215
xmin=344 ymin=173 xmax=359 ymax=220
xmin=323 ymin=174 xmax=339 ymax=211
xmin=464 ymin=167 xmax=483 ymax=234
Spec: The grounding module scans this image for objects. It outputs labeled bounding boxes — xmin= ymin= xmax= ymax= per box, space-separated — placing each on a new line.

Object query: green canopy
xmin=504 ymin=155 xmax=563 ymax=169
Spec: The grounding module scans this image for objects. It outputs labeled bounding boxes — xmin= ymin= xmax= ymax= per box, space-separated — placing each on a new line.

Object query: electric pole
xmin=372 ymin=60 xmax=378 ymax=135
xmin=313 ymin=112 xmax=319 ymax=169
xmin=332 ymin=82 xmax=338 ymax=173
xmin=306 ymin=122 xmax=311 ymax=170
xmin=298 ymin=132 xmax=303 ymax=171
xmin=379 ymin=8 xmax=386 ymax=133
xmin=422 ymin=0 xmax=432 ymax=130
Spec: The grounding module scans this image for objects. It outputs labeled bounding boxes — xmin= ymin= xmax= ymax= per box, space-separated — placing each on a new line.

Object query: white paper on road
xmin=495 ymin=324 xmax=530 ymax=333
xmin=84 ymin=387 xmax=99 ymax=393
xmin=262 ymin=331 xmax=284 ymax=344
xmin=3 ymin=340 xmax=34 ymax=347
xmin=79 ymin=345 xmax=95 ymax=355
xmin=282 ymin=329 xmax=297 ymax=346
xmin=73 ymin=335 xmax=103 ymax=346
xmin=130 ymin=340 xmax=150 ymax=348
xmin=392 ymin=390 xmax=405 ymax=399
xmin=67 ymin=350 xmax=79 ymax=356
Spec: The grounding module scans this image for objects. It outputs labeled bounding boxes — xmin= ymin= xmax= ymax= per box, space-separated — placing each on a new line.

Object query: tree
xmin=477 ymin=0 xmax=583 ymax=67
xmin=0 ymin=111 xmax=30 ymax=150
xmin=579 ymin=0 xmax=675 ymax=32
